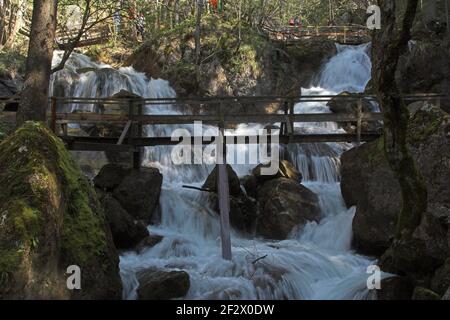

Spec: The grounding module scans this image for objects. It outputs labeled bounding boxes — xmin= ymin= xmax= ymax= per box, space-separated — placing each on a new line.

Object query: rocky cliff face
xmin=396 ymin=40 xmax=450 ymax=113
xmin=124 ymin=16 xmax=337 ymax=99
xmin=341 ymin=103 xmax=450 ymax=298
xmin=0 ymin=122 xmax=122 ymax=299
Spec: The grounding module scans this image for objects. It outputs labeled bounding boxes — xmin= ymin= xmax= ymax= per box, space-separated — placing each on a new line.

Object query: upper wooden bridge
xmin=264 ymin=25 xmax=371 ymax=45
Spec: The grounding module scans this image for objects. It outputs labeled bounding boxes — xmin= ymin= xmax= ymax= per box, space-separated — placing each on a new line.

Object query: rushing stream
xmin=52 ymin=43 xmax=390 ymax=300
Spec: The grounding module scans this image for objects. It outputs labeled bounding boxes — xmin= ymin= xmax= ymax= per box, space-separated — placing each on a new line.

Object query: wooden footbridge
xmin=2 ymin=93 xmax=447 ymax=166
xmin=2 ymin=93 xmax=447 ymax=261
xmin=264 ymin=25 xmax=371 ymax=45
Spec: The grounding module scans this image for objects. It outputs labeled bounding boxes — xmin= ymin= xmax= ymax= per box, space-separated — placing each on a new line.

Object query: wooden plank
xmin=131 ymin=113 xmax=383 ymax=125
xmin=55 ymin=113 xmax=128 ymax=122
xmin=59 ymin=133 xmax=381 ymax=147
xmin=117 ymin=120 xmax=132 ymax=145
xmin=65 ymin=142 xmax=133 ymax=152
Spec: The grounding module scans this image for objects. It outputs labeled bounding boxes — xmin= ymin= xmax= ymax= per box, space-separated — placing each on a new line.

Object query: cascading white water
xmin=52 ymin=43 xmax=391 ymax=300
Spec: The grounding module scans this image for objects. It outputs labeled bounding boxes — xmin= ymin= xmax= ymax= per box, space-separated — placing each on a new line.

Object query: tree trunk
xmin=194 ymin=0 xmax=202 ymax=64
xmin=371 ymin=0 xmax=427 ymax=240
xmin=17 ymin=0 xmax=58 ymax=126
xmin=1 ymin=0 xmax=26 ymax=49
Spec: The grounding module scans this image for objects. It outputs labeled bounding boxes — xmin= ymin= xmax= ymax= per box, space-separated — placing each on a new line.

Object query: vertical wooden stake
xmin=217 ymin=109 xmax=232 ymax=261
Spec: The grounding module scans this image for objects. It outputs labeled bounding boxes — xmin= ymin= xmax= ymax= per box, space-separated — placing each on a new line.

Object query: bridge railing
xmin=2 ymin=94 xmax=448 ymax=150
xmin=264 ymin=25 xmax=371 ymax=44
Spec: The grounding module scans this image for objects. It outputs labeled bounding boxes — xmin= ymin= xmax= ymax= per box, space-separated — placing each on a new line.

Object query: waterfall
xmin=51 ymin=43 xmax=391 ymax=300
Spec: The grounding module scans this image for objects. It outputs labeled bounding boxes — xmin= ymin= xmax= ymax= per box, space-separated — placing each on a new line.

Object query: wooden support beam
xmin=117 ymin=120 xmax=132 ymax=145
xmin=217 ymin=162 xmax=232 ymax=261
xmin=58 ymin=133 xmax=381 ymax=148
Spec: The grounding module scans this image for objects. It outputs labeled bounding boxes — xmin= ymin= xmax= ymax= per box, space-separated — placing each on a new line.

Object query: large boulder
xmin=341 ymin=139 xmax=400 ymax=256
xmin=256 ymin=178 xmax=321 ymax=240
xmin=202 ymin=164 xmax=241 ymax=196
xmin=341 ymin=104 xmax=450 ymax=276
xmin=94 ymin=163 xmax=129 ymax=191
xmin=326 ymin=91 xmax=379 ymax=133
xmin=0 ymin=122 xmax=121 ymax=299
xmin=113 ymin=167 xmax=163 ymax=222
xmin=137 ymin=269 xmax=190 ymax=300
xmin=251 ymin=160 xmax=302 ymax=183
xmin=100 ymin=194 xmax=149 ymax=250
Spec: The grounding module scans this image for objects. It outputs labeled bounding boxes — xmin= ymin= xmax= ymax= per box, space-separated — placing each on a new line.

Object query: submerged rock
xmin=137 ymin=269 xmax=190 ymax=300
xmin=135 ymin=234 xmax=164 ymax=253
xmin=0 ymin=122 xmax=121 ymax=299
xmin=256 ymin=178 xmax=321 ymax=240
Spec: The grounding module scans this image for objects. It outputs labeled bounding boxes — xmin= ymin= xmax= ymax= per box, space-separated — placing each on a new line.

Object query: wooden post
xmin=281 ymin=100 xmax=288 ymax=135
xmin=344 ymin=26 xmax=347 ymax=44
xmin=217 ymin=102 xmax=232 ymax=261
xmin=132 ymin=101 xmax=143 ymax=169
xmin=50 ymin=97 xmax=57 ymax=132
xmin=356 ymin=98 xmax=363 ymax=145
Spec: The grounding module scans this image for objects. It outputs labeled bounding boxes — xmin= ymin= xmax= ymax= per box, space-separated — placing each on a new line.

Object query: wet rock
xmin=135 ymin=234 xmax=164 ymax=253
xmin=256 ymin=178 xmax=321 ymax=240
xmin=137 ymin=269 xmax=190 ymax=300
xmin=412 ymin=286 xmax=440 ymax=300
xmin=94 ymin=163 xmax=129 ymax=191
xmin=341 ymin=140 xmax=399 ymax=256
xmin=376 ymin=276 xmax=414 ymax=300
xmin=252 ymin=160 xmax=302 ymax=183
xmin=431 ymin=258 xmax=450 ymax=296
xmin=101 ymin=195 xmax=149 ymax=249
xmin=202 ymin=164 xmax=241 ymax=196
xmin=113 ymin=167 xmax=163 ymax=223
xmin=242 ymin=174 xmax=258 ymax=199
xmin=327 ymin=91 xmax=379 ymax=133
xmin=229 ymin=195 xmax=257 ymax=233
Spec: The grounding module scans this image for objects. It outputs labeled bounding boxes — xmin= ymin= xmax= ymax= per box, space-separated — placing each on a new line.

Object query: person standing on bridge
xmin=294 ymin=16 xmax=302 ymax=30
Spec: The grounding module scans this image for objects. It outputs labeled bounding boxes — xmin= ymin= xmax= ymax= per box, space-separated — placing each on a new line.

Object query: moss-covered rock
xmin=0 ymin=121 xmax=121 ymax=299
xmin=341 ymin=104 xmax=450 ymax=286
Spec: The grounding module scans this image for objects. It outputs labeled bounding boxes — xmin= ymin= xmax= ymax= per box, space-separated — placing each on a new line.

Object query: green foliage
xmin=0 ymin=50 xmax=26 ymax=78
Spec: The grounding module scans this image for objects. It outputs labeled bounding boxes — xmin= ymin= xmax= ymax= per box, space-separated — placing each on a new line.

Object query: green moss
xmin=408 ymin=107 xmax=448 ymax=143
xmin=0 ymin=121 xmax=109 ymax=277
